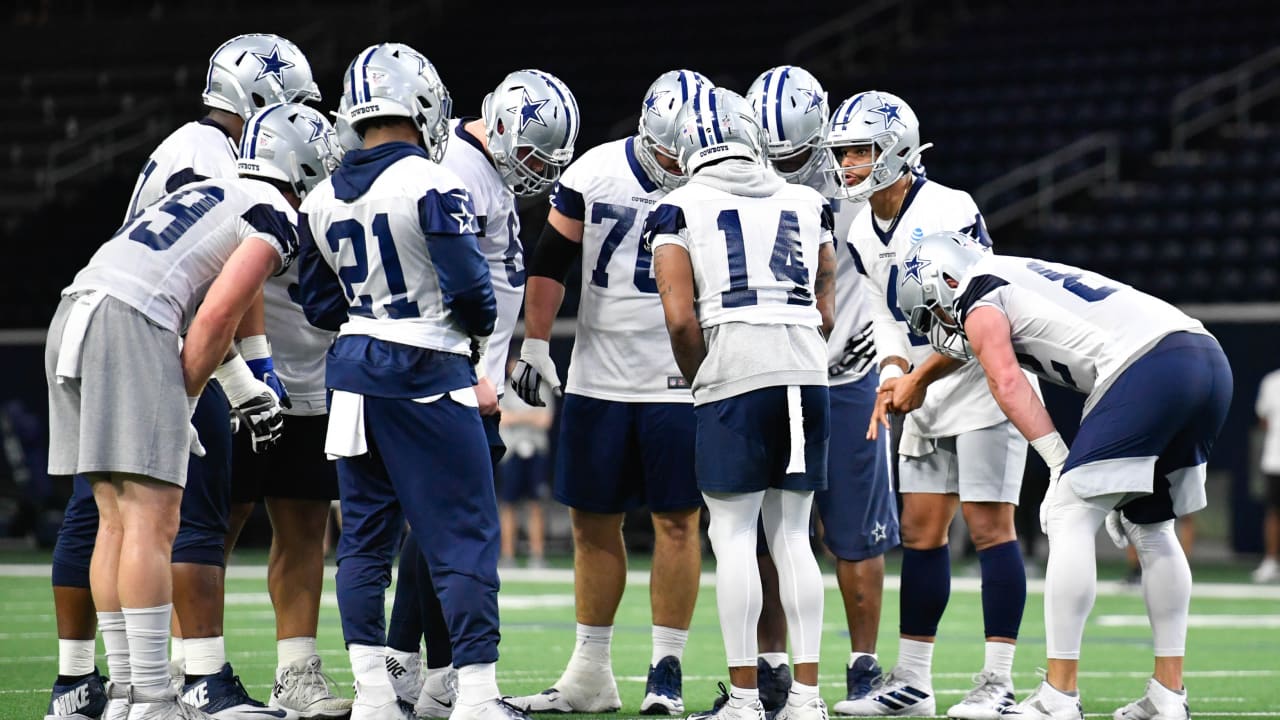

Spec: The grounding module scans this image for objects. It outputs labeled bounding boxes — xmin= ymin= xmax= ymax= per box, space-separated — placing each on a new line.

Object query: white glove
xmin=1031 ymin=431 xmax=1070 ymax=535
xmin=213 ymin=354 xmax=285 ymax=453
xmin=187 ymin=395 xmax=206 ymax=457
xmin=510 ymin=339 xmax=561 ymax=407
xmin=1104 ymin=510 xmax=1135 ymax=549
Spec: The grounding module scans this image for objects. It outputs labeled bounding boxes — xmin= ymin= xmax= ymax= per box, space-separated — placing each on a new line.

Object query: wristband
xmin=1030 ymin=431 xmax=1070 ymax=469
xmin=877 ymin=364 xmax=904 ymax=388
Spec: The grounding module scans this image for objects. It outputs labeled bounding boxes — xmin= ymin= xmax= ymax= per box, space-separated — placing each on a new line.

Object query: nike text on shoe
xmin=1111 ymin=678 xmax=1190 ymax=720
xmin=415 ymin=666 xmax=457 ymax=719
xmin=182 ymin=664 xmax=289 ymax=719
xmin=271 ymin=655 xmax=352 ymax=719
xmin=45 ymin=671 xmax=109 ymax=720
xmin=449 ymin=699 xmax=534 ymax=720
xmin=833 ymin=656 xmax=883 ymax=714
xmin=946 ymin=670 xmax=1014 ymax=720
xmin=756 ymin=659 xmax=792 ymax=714
xmin=386 ymin=655 xmax=422 ymax=706
xmin=831 ymin=669 xmax=934 ymax=717
xmin=640 ymin=656 xmax=685 ymax=715
xmin=502 ymin=665 xmax=621 ymax=713
xmin=1000 ymin=682 xmax=1084 ymax=720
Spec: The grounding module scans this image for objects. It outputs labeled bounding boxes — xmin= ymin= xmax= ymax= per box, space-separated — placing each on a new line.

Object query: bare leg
xmin=837 ymin=555 xmax=885 ymax=653
xmin=571 ymin=509 xmax=627 ymax=625
xmin=650 ymin=508 xmax=701 ymax=630
xmin=264 ymin=497 xmax=330 ymax=640
xmin=528 ymin=500 xmax=546 ymax=560
xmin=500 ymin=502 xmax=519 ymax=562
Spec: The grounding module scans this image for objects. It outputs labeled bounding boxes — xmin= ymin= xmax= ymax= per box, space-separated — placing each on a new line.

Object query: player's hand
xmin=1039 ymin=462 xmax=1063 ymax=535
xmin=475 ymin=377 xmax=499 ymax=416
xmin=233 ymin=385 xmax=285 ymax=454
xmin=868 ymin=385 xmax=895 ymax=441
xmin=887 ymin=372 xmax=928 ymax=414
xmin=241 ymin=335 xmax=291 ymax=409
xmin=1104 ymin=510 xmax=1133 ymax=549
xmin=511 ymin=338 xmax=561 ymax=407
xmin=187 ymin=396 xmax=206 ymax=457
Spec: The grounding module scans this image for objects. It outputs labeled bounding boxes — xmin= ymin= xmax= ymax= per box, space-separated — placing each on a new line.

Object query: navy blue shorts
xmin=231 ymin=413 xmax=339 ymax=503
xmin=51 ymin=474 xmax=97 ymax=588
xmin=695 ymin=385 xmax=829 ymax=494
xmin=1063 ymin=332 xmax=1233 ymax=524
xmin=499 ymin=453 xmax=550 ymax=503
xmin=553 ymin=394 xmax=699 ymax=514
xmin=815 ymin=376 xmax=900 ymax=561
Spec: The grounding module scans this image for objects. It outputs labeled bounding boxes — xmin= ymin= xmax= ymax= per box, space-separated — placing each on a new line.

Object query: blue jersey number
xmin=589 ymin=202 xmax=657 ymax=293
xmin=1028 ymin=261 xmax=1117 ymax=302
xmin=717 ymin=209 xmax=812 ymax=309
xmin=324 ymin=213 xmax=420 ymax=319
xmin=502 ymin=213 xmax=526 ymax=288
xmin=126 ymin=186 xmax=225 ymax=250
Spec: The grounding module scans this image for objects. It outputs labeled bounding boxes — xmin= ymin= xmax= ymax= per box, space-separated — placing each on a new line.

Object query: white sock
xmin=98 ymin=612 xmax=129 ymax=686
xmin=170 ymin=636 xmax=185 ymax=674
xmin=727 ymin=685 xmax=759 ymax=708
xmin=849 ymin=651 xmax=876 ymax=668
xmin=184 ymin=636 xmax=226 ymax=677
xmin=759 ymin=652 xmax=789 ymax=668
xmin=896 ymin=638 xmax=934 ymax=686
xmin=59 ymin=639 xmax=96 ymax=677
xmin=788 ymin=681 xmax=819 ymax=705
xmin=983 ymin=641 xmax=1016 ymax=679
xmin=570 ymin=623 xmax=612 ymax=666
xmin=456 ymin=662 xmax=498 ymax=706
xmin=122 ymin=605 xmax=172 ymax=693
xmin=651 ymin=626 xmax=689 ymax=665
xmin=349 ymin=644 xmax=395 ymax=703
xmin=277 ymin=636 xmax=317 ymax=671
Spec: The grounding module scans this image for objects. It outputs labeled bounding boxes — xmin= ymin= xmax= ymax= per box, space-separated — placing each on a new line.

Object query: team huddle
xmin=43 ymin=32 xmax=1232 ymax=720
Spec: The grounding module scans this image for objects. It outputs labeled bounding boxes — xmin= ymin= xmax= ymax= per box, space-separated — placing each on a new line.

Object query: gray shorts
xmin=898 ymin=420 xmax=1026 ymax=504
xmin=46 ymin=294 xmax=191 ymax=487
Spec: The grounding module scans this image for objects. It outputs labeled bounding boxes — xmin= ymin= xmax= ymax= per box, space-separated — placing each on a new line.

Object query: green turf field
xmin=2 ymin=558 xmax=1278 ymax=718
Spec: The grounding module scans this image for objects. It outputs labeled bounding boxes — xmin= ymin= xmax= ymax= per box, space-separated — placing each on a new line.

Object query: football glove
xmin=511 ymin=338 xmax=561 ymax=407
xmin=213 ymin=354 xmax=285 ymax=454
xmin=1031 ymin=431 xmax=1070 ymax=535
xmin=187 ymin=395 xmax=206 ymax=457
xmin=240 ymin=335 xmax=291 ymax=409
xmin=1104 ymin=510 xmax=1135 ymax=549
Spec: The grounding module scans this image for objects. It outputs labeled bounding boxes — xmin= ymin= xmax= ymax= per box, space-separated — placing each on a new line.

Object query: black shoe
xmin=756 ymin=659 xmax=792 ymax=713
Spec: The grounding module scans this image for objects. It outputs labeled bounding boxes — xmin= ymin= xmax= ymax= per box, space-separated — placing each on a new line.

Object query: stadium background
xmin=0 ymin=0 xmax=1277 ymax=609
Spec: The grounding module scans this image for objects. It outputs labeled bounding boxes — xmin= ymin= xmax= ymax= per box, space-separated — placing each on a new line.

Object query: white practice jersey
xmin=67 ymin=177 xmax=298 ymax=335
xmin=124 ymin=117 xmax=333 ymax=414
xmin=827 ymin=197 xmax=877 ymax=386
xmin=443 ymin=119 xmax=522 ymax=390
xmin=957 ymin=254 xmax=1209 ymax=414
xmin=123 ymin=119 xmax=239 ymax=221
xmin=1257 ymin=369 xmax=1280 ymax=474
xmin=550 ymin=137 xmax=689 ymax=402
xmin=847 ymin=176 xmax=1010 ymax=437
xmin=302 ymin=152 xmax=481 ymax=355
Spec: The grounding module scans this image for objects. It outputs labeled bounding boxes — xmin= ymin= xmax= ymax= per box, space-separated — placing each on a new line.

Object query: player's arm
xmin=653 ymin=242 xmax=704 ymax=385
xmin=421 ymin=191 xmax=497 ymax=337
xmin=814 ymin=243 xmax=837 ymax=340
xmin=966 ymin=305 xmax=1055 ymax=442
xmin=880 ymin=352 xmax=964 ymax=416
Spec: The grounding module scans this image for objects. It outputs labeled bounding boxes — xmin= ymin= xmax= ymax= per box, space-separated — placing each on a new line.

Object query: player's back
xmin=124 ymin=120 xmax=239 ymax=221
xmin=69 ymin=177 xmax=298 ymax=334
xmin=958 ymin=254 xmax=1208 ymax=409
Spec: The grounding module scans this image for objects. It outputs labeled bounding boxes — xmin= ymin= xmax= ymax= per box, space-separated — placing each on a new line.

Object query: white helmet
xmin=672 ymin=86 xmax=767 ymax=176
xmin=237 ymin=103 xmax=343 ymax=198
xmin=636 ymin=69 xmax=712 ymax=190
xmin=746 ymin=65 xmax=831 ymax=189
xmin=821 ymin=90 xmax=931 ymax=201
xmin=896 ymin=231 xmax=987 ymax=360
xmin=481 ymin=69 xmax=580 ymax=197
xmin=203 ymin=34 xmax=320 ymax=120
xmin=342 ymin=43 xmax=453 ymax=162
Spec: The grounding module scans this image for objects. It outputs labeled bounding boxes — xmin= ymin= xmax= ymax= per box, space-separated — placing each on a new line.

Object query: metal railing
xmin=973 ymin=132 xmax=1118 ymax=231
xmin=39 ymin=97 xmax=168 ymax=194
xmin=783 ymin=0 xmax=970 ymax=79
xmin=1171 ymin=45 xmax=1280 ymax=151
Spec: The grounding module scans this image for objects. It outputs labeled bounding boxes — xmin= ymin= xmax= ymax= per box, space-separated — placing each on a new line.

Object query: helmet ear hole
xmin=252 ymin=92 xmax=266 ymax=108
xmin=301 ymin=163 xmax=317 ymax=177
xmin=495 ymin=118 xmax=506 ymax=136
xmin=944 ymin=274 xmax=959 ymax=289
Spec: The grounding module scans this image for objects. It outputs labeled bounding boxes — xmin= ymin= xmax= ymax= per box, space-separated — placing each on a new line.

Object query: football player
xmin=504 ymin=69 xmax=709 ymax=717
xmin=746 ymin=66 xmax=901 ymax=713
xmin=296 ymin=42 xmax=527 ymax=720
xmin=648 ymin=85 xmax=836 ymax=720
xmin=45 ymin=103 xmax=329 ymax=720
xmin=46 ymin=34 xmax=317 ymax=720
xmin=823 ymin=92 xmax=1031 ymax=719
xmin=383 ymin=67 xmax=579 ymax=718
xmin=890 ymin=233 xmax=1232 ymax=720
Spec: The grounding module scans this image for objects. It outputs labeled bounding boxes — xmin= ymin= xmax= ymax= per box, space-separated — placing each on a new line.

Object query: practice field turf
xmin=2 ymin=557 xmax=1278 ymax=718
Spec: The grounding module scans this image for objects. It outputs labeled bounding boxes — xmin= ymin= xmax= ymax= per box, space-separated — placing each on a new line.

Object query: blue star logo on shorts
xmin=871 ymin=521 xmax=887 ymax=544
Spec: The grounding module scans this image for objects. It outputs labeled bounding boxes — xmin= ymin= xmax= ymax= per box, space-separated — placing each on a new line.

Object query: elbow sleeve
xmin=527 ymin=223 xmax=582 ymax=283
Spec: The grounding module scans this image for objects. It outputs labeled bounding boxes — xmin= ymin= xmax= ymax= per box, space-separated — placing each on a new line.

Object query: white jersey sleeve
xmin=442 ymin=120 xmax=523 ymax=389
xmin=846 ymin=177 xmax=1011 ymax=437
xmin=956 ymin=254 xmax=1209 ymax=414
xmin=123 ymin=120 xmax=239 ymax=222
xmin=68 ymin=178 xmax=298 ymax=334
xmin=550 ymin=138 xmax=691 ymax=403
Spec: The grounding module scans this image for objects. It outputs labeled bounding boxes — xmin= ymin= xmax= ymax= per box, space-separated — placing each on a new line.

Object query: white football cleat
xmin=1000 ymin=682 xmax=1083 ymax=720
xmin=831 ymin=668 xmax=934 ymax=716
xmin=686 ymin=688 xmax=765 ymax=720
xmin=502 ymin=664 xmax=620 ymax=713
xmin=773 ymin=696 xmax=829 ymax=720
xmin=125 ymin=688 xmax=217 ymax=720
xmin=349 ymin=696 xmax=414 ymax=720
xmin=270 ymin=656 xmax=352 ymax=719
xmin=415 ymin=666 xmax=458 ymax=719
xmin=1112 ymin=678 xmax=1190 ymax=720
xmin=945 ymin=671 xmax=1015 ymax=719
xmin=385 ymin=653 xmax=422 ymax=706
xmin=1252 ymin=557 xmax=1279 ymax=584
xmin=449 ymin=699 xmax=531 ymax=720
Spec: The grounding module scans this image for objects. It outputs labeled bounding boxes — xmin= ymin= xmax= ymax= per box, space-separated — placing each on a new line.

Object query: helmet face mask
xmin=204 ymin=34 xmax=320 ymax=120
xmin=896 ymin=231 xmax=988 ymax=361
xmin=637 ymin=69 xmax=711 ymax=190
xmin=481 ymin=69 xmax=579 ymax=197
xmin=673 ymin=87 xmax=767 ymax=176
xmin=822 ymin=90 xmax=931 ymax=201
xmin=341 ymin=43 xmax=453 ymax=162
xmin=747 ymin=65 xmax=831 ymax=188
xmin=238 ymin=103 xmax=343 ymax=198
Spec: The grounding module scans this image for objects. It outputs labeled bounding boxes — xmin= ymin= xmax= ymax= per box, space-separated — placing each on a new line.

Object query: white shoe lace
xmin=960 ymin=671 xmax=1011 ymax=705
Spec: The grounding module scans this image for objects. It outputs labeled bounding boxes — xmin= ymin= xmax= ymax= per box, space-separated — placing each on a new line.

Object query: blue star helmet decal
xmin=798 ymin=87 xmax=824 ymax=114
xmin=449 ymin=192 xmax=478 ymax=234
xmin=507 ymin=89 xmax=550 ymax=132
xmin=869 ymin=100 xmax=906 ymax=131
xmin=645 ymin=89 xmax=672 ymax=116
xmin=304 ymin=116 xmax=326 ymax=143
xmin=902 ymin=254 xmax=931 ymax=285
xmin=252 ymin=44 xmax=295 ymax=84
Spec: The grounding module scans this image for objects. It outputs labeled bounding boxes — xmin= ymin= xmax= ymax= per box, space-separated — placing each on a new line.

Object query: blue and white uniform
xmin=848 ymin=176 xmax=1030 ymax=503
xmin=123 ymin=119 xmax=239 ymax=221
xmin=548 ymin=137 xmax=700 ymax=513
xmin=297 ymin=141 xmax=501 ymax=663
xmin=955 ymin=255 xmax=1230 ymax=521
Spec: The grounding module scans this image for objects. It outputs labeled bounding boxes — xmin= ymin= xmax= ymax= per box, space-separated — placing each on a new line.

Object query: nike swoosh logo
xmin=240 ymin=710 xmax=288 ymax=718
xmin=428 ymin=695 xmax=453 ymax=708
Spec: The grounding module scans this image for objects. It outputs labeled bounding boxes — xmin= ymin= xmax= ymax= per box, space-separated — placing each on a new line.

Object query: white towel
xmin=325 ymin=390 xmax=367 ymax=459
xmin=784 ymin=385 xmax=806 ymax=474
xmin=54 ymin=292 xmax=106 ymax=383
